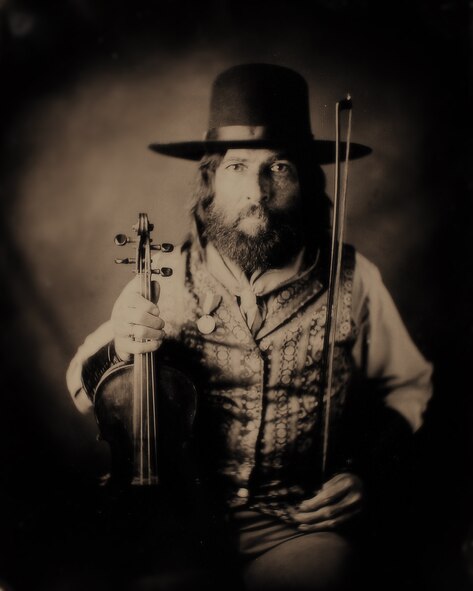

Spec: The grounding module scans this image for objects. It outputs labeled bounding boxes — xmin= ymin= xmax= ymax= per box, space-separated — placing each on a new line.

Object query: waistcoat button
xmin=236 ymin=487 xmax=249 ymax=499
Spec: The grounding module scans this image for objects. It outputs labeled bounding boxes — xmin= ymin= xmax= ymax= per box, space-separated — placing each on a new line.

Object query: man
xmin=66 ymin=64 xmax=433 ymax=590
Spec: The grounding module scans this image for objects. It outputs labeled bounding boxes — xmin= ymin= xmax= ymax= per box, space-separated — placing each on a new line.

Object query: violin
xmin=93 ymin=213 xmax=198 ymax=489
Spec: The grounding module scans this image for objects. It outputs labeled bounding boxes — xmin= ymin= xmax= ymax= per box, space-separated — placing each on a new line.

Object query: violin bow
xmin=321 ymin=94 xmax=353 ymax=479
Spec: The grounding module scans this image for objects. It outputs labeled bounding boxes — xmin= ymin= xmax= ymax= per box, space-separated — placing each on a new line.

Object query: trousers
xmin=233 ymin=510 xmax=356 ymax=591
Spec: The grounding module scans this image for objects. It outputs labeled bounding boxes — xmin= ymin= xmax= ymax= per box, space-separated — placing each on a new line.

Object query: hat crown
xmin=148 ymin=62 xmax=372 ymax=163
xmin=207 ymin=63 xmax=313 ymax=139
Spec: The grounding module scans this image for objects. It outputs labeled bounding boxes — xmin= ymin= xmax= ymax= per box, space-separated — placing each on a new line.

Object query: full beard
xmin=203 ymin=201 xmax=304 ymax=275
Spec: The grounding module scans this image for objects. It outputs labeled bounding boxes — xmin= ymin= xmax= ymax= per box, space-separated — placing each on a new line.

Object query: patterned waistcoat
xmin=158 ymin=241 xmax=357 ymax=520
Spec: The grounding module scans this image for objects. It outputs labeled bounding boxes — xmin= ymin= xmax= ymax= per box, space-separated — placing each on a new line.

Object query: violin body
xmin=95 ymin=360 xmax=198 ymax=489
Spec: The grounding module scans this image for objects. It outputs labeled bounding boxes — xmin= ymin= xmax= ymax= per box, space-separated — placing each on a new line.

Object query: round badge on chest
xmin=197 ymin=314 xmax=216 ymax=335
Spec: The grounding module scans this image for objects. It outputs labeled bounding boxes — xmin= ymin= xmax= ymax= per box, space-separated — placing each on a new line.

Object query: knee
xmin=243 ymin=532 xmax=354 ymax=591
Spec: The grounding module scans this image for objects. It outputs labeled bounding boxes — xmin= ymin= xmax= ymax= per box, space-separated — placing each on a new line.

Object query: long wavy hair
xmin=190 ymin=150 xmax=332 ymax=252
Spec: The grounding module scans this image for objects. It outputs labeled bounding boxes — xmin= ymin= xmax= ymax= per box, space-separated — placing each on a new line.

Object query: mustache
xmin=233 ymin=204 xmax=269 ymax=226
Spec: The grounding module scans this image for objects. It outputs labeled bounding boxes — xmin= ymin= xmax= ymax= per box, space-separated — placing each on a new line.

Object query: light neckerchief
xmin=205 ymin=243 xmax=307 ymax=335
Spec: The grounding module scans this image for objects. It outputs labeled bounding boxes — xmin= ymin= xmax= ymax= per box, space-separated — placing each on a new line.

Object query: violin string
xmin=146 ymin=237 xmax=154 ymax=482
xmin=140 ymin=263 xmax=145 ymax=484
xmin=139 ymin=368 xmax=142 ymax=484
xmin=151 ymin=240 xmax=159 ymax=480
xmin=150 ymin=254 xmax=158 ymax=479
xmin=145 ymin=248 xmax=151 ymax=482
xmin=151 ymin=354 xmax=158 ymax=478
xmin=149 ymin=300 xmax=152 ymax=477
xmin=146 ymin=352 xmax=151 ymax=482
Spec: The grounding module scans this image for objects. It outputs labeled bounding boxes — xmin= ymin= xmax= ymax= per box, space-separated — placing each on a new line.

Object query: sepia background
xmin=0 ymin=1 xmax=470 ymax=589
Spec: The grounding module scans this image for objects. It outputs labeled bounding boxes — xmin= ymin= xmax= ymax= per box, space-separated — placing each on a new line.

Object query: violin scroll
xmin=113 ymin=216 xmax=174 ymax=277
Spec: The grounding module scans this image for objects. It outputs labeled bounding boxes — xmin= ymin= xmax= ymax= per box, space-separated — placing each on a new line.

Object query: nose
xmin=245 ymin=170 xmax=270 ymax=204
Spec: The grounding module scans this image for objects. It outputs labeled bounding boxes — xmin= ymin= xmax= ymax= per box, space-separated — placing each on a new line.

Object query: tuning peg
xmin=152 ymin=267 xmax=173 ymax=277
xmin=114 ymin=234 xmax=136 ymax=246
xmin=151 ymin=243 xmax=174 ymax=252
xmin=115 ymin=258 xmax=136 ymax=265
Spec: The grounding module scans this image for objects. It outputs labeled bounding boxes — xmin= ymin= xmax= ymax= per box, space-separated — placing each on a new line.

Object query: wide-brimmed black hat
xmin=149 ymin=63 xmax=372 ymax=164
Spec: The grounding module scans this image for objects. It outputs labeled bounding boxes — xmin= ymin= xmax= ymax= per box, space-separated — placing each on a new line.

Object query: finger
xmin=324 ymin=472 xmax=352 ymax=487
xmin=130 ymin=325 xmax=166 ymax=341
xmin=292 ymin=490 xmax=363 ymax=524
xmin=115 ymin=348 xmax=132 ymax=362
xmin=297 ymin=475 xmax=356 ymax=513
xmin=114 ymin=317 xmax=165 ymax=338
xmin=115 ymin=334 xmax=164 ymax=356
xmin=116 ymin=291 xmax=161 ymax=317
xmin=296 ymin=509 xmax=361 ymax=533
xmin=127 ymin=339 xmax=164 ymax=355
xmin=122 ymin=308 xmax=164 ymax=328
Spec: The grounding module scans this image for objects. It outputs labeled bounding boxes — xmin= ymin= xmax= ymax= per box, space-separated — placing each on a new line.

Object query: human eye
xmin=269 ymin=161 xmax=293 ymax=174
xmin=225 ymin=162 xmax=246 ymax=172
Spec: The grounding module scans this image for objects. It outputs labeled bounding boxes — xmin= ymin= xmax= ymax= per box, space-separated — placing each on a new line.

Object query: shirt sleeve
xmin=351 ymin=252 xmax=433 ymax=432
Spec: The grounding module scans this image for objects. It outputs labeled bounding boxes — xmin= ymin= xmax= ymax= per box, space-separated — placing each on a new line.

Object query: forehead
xmin=222 ymin=148 xmax=293 ymax=163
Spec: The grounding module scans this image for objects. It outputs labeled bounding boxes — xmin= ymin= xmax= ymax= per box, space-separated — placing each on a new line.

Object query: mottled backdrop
xmin=0 ymin=1 xmax=470 ymax=590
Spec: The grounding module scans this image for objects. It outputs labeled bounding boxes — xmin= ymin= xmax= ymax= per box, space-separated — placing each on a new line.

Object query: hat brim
xmin=148 ymin=139 xmax=372 ymax=164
